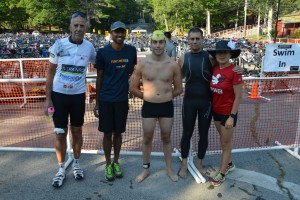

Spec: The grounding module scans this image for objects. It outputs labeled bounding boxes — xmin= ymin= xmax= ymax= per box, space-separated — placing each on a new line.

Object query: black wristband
xmin=230 ymin=113 xmax=236 ymax=118
xmin=143 ymin=163 xmax=150 ymax=169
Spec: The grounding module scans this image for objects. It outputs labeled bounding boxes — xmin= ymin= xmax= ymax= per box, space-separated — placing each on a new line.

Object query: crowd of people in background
xmin=0 ymin=32 xmax=266 ymax=66
xmin=0 ymin=32 xmax=266 ymax=80
xmin=0 ymin=32 xmax=150 ymax=59
xmin=0 ymin=32 xmax=64 ymax=59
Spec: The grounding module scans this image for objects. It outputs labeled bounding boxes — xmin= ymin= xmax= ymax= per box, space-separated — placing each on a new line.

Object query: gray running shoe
xmin=73 ymin=165 xmax=84 ymax=180
xmin=52 ymin=171 xmax=65 ymax=188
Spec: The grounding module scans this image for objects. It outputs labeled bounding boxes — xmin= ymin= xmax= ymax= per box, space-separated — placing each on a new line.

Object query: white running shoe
xmin=52 ymin=171 xmax=65 ymax=188
xmin=73 ymin=165 xmax=84 ymax=180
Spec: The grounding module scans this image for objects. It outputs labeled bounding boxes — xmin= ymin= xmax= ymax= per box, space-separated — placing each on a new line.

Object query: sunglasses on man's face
xmin=71 ymin=12 xmax=86 ymax=19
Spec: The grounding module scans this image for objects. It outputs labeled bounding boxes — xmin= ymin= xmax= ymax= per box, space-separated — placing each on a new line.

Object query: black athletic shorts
xmin=98 ymin=101 xmax=128 ymax=134
xmin=51 ymin=91 xmax=86 ymax=128
xmin=142 ymin=100 xmax=174 ymax=118
xmin=213 ymin=112 xmax=238 ymax=127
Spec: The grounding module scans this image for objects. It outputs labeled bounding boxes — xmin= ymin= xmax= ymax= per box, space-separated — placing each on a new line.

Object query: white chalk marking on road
xmin=227 ymin=168 xmax=300 ymax=199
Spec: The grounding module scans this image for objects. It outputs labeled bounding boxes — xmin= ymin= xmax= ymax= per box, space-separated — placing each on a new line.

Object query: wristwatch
xmin=230 ymin=113 xmax=236 ymax=118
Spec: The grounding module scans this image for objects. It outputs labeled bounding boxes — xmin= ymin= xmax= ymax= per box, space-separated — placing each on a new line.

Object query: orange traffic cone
xmin=248 ymin=81 xmax=260 ymax=99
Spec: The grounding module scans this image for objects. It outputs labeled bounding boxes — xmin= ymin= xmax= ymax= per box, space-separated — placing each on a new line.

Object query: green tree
xmin=2 ymin=0 xmax=300 ymax=34
xmin=205 ymin=0 xmax=244 ymax=31
xmin=150 ymin=0 xmax=205 ymax=31
xmin=279 ymin=0 xmax=300 ymax=16
xmin=0 ymin=0 xmax=28 ymax=31
xmin=292 ymin=28 xmax=300 ymax=38
xmin=20 ymin=0 xmax=81 ymax=31
xmin=93 ymin=0 xmax=141 ymax=31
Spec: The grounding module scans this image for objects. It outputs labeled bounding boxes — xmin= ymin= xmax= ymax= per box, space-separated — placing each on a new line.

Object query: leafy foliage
xmin=293 ymin=28 xmax=300 ymax=38
xmin=1 ymin=0 xmax=300 ymax=33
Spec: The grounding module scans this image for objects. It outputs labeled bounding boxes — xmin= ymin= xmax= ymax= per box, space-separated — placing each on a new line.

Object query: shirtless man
xmin=129 ymin=30 xmax=182 ymax=183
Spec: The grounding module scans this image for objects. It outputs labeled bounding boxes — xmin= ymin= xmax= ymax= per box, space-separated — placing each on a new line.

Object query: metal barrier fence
xmin=1 ymin=76 xmax=299 ymax=151
xmin=0 ymin=58 xmax=299 ymax=183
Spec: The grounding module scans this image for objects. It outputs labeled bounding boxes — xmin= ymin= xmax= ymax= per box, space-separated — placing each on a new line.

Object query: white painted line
xmin=188 ymin=161 xmax=206 ymax=183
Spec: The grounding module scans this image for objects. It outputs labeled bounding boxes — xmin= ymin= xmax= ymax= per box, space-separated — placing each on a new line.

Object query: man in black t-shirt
xmin=94 ymin=21 xmax=137 ymax=181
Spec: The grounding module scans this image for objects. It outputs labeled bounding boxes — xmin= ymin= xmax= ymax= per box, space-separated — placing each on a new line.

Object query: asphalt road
xmin=1 ymin=149 xmax=300 ymax=200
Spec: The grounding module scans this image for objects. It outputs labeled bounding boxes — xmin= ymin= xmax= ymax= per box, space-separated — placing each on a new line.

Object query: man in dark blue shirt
xmin=94 ymin=21 xmax=137 ymax=181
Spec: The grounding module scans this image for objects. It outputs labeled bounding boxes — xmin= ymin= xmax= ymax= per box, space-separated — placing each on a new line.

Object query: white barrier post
xmin=275 ymin=98 xmax=300 ymax=160
xmin=176 ymin=138 xmax=206 ymax=183
xmin=19 ymin=59 xmax=27 ymax=107
xmin=187 ymin=139 xmax=207 ymax=183
xmin=65 ymin=126 xmax=74 ymax=169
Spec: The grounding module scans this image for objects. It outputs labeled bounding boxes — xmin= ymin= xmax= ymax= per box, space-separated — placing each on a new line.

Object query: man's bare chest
xmin=143 ymin=65 xmax=173 ymax=82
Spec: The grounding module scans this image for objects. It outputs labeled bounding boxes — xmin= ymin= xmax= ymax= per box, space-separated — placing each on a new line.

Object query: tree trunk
xmin=164 ymin=14 xmax=169 ymax=31
xmin=235 ymin=5 xmax=239 ymax=30
xmin=257 ymin=7 xmax=260 ymax=38
xmin=267 ymin=6 xmax=273 ymax=41
xmin=206 ymin=9 xmax=210 ymax=36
